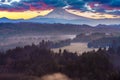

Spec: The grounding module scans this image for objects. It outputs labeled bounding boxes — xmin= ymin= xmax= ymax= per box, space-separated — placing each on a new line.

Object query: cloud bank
xmin=0 ymin=0 xmax=120 ymax=14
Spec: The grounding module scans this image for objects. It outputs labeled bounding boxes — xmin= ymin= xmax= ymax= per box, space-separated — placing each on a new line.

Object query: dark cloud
xmin=83 ymin=0 xmax=120 ymax=7
xmin=0 ymin=0 xmax=120 ymax=12
xmin=109 ymin=0 xmax=120 ymax=7
xmin=83 ymin=0 xmax=110 ymax=3
xmin=43 ymin=0 xmax=66 ymax=7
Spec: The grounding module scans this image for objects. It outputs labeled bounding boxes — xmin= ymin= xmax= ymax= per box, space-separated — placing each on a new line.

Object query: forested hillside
xmin=0 ymin=42 xmax=120 ymax=80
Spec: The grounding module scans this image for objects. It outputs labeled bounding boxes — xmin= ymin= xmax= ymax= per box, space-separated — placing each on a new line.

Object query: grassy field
xmin=52 ymin=43 xmax=98 ymax=54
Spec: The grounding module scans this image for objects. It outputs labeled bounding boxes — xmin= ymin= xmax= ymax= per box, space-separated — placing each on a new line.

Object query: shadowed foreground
xmin=0 ymin=43 xmax=120 ymax=80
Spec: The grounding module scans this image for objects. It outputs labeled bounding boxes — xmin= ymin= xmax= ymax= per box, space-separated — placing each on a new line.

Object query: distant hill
xmin=0 ymin=23 xmax=93 ymax=36
xmin=96 ymin=24 xmax=120 ymax=28
xmin=0 ymin=17 xmax=24 ymax=23
xmin=0 ymin=23 xmax=120 ymax=37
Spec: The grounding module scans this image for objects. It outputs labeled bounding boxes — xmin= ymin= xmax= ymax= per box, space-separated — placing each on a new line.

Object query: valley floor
xmin=52 ymin=42 xmax=98 ymax=54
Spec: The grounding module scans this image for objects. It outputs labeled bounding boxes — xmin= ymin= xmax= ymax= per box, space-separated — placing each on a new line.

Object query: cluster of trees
xmin=0 ymin=42 xmax=120 ymax=80
xmin=39 ymin=39 xmax=71 ymax=49
xmin=88 ymin=37 xmax=120 ymax=48
xmin=72 ymin=32 xmax=113 ymax=43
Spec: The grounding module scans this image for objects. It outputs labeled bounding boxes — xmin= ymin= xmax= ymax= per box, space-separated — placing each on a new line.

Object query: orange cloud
xmin=0 ymin=9 xmax=53 ymax=19
xmin=65 ymin=9 xmax=120 ymax=19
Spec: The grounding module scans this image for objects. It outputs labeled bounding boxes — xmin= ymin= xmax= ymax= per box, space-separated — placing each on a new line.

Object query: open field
xmin=52 ymin=43 xmax=98 ymax=54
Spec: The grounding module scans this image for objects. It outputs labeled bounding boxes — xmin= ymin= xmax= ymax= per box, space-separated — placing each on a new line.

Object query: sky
xmin=0 ymin=0 xmax=120 ymax=19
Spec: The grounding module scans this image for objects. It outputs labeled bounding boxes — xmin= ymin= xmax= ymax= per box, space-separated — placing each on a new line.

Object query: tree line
xmin=0 ymin=42 xmax=120 ymax=80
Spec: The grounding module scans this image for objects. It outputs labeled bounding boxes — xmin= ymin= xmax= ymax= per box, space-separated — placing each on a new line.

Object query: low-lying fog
xmin=0 ymin=35 xmax=97 ymax=53
xmin=0 ymin=35 xmax=76 ymax=50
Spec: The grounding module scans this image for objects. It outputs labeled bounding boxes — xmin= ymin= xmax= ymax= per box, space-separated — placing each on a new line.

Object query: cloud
xmin=0 ymin=0 xmax=51 ymax=11
xmin=83 ymin=0 xmax=120 ymax=7
xmin=109 ymin=0 xmax=120 ymax=7
xmin=0 ymin=0 xmax=120 ymax=13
